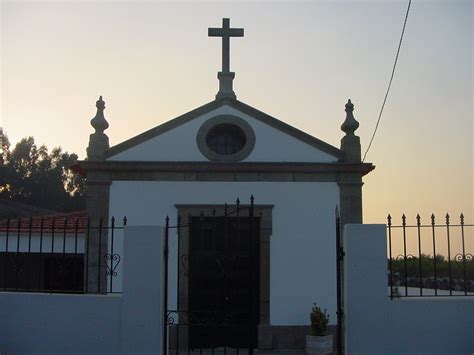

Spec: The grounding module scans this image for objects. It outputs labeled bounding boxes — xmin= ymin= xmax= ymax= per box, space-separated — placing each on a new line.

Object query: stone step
xmin=168 ymin=350 xmax=306 ymax=355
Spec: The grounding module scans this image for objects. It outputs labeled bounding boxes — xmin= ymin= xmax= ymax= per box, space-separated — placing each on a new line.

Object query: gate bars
xmin=0 ymin=215 xmax=126 ymax=294
xmin=163 ymin=196 xmax=257 ymax=355
xmin=388 ymin=213 xmax=473 ymax=298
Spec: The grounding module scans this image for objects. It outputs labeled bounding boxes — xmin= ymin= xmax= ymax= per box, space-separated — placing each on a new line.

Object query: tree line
xmin=0 ymin=132 xmax=85 ymax=213
xmin=389 ymin=254 xmax=474 ymax=292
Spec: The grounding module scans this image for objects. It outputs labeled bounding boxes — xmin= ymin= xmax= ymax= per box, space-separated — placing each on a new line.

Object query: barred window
xmin=205 ymin=124 xmax=246 ymax=155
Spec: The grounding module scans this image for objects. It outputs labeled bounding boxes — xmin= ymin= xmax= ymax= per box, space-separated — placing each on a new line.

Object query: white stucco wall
xmin=0 ymin=226 xmax=163 ymax=355
xmin=344 ymin=224 xmax=474 ymax=354
xmin=0 ymin=292 xmax=122 ymax=354
xmin=107 ymin=105 xmax=337 ymax=163
xmin=109 ymin=180 xmax=339 ymax=326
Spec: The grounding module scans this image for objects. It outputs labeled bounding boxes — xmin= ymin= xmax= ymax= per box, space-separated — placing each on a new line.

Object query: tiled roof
xmin=0 ymin=211 xmax=87 ymax=234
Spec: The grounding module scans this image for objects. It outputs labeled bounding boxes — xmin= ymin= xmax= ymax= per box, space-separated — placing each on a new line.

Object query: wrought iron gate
xmin=163 ymin=196 xmax=259 ymax=354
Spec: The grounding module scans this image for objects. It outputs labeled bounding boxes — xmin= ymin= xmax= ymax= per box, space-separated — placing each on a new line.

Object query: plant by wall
xmin=310 ymin=303 xmax=330 ymax=336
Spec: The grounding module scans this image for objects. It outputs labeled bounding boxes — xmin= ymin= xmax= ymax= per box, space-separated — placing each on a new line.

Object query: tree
xmin=0 ymin=133 xmax=85 ymax=212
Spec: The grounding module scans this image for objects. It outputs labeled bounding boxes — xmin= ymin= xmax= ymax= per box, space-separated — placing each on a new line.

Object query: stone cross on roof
xmin=208 ymin=18 xmax=244 ymax=73
xmin=208 ymin=18 xmax=244 ymax=100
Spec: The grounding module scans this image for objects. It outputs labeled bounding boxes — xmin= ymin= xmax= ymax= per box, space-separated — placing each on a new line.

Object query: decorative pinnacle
xmin=87 ymin=95 xmax=110 ymax=160
xmin=341 ymin=99 xmax=360 ymax=136
xmin=90 ymin=95 xmax=109 ymax=133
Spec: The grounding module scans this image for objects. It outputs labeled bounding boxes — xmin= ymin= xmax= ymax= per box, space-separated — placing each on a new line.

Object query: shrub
xmin=310 ymin=303 xmax=329 ymax=336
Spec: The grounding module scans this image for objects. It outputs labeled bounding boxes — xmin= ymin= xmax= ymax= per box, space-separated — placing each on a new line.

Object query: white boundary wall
xmin=0 ymin=226 xmax=163 ymax=355
xmin=344 ymin=224 xmax=474 ymax=354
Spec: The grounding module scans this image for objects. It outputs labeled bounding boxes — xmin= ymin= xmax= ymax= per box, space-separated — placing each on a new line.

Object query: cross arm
xmin=208 ymin=28 xmax=244 ymax=37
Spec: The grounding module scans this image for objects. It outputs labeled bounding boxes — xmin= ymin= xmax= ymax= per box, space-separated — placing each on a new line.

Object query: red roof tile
xmin=0 ymin=211 xmax=87 ymax=234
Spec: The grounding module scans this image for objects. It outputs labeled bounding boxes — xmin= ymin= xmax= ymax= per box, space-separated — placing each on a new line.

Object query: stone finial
xmin=90 ymin=96 xmax=109 ymax=133
xmin=87 ymin=95 xmax=110 ymax=160
xmin=341 ymin=99 xmax=359 ymax=135
xmin=340 ymin=99 xmax=361 ymax=162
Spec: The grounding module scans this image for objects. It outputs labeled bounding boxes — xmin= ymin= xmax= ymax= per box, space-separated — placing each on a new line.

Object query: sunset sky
xmin=1 ymin=0 xmax=472 ymax=230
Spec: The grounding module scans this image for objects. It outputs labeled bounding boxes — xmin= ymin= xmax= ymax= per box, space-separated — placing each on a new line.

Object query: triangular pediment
xmin=105 ymin=98 xmax=343 ymax=163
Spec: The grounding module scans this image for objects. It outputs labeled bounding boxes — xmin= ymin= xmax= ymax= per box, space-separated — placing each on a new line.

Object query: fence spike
xmin=402 ymin=214 xmax=406 ymax=226
xmin=111 ymin=216 xmax=115 ymax=226
xmin=416 ymin=214 xmax=421 ymax=226
xmin=250 ymin=195 xmax=254 ymax=205
xmin=123 ymin=216 xmax=127 ymax=226
xmin=445 ymin=213 xmax=450 ymax=225
xmin=387 ymin=214 xmax=391 ymax=225
xmin=431 ymin=213 xmax=435 ymax=225
xmin=236 ymin=198 xmax=240 ymax=206
xmin=165 ymin=215 xmax=170 ymax=227
xmin=460 ymin=213 xmax=464 ymax=225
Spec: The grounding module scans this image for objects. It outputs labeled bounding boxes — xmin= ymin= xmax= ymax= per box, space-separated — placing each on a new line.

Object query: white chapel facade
xmin=78 ymin=18 xmax=374 ymax=351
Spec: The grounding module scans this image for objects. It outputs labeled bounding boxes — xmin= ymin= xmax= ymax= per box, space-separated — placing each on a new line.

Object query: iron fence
xmin=0 ymin=214 xmax=126 ymax=294
xmin=387 ymin=213 xmax=473 ymax=298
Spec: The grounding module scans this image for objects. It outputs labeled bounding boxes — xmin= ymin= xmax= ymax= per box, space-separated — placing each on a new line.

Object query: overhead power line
xmin=362 ymin=0 xmax=412 ymax=162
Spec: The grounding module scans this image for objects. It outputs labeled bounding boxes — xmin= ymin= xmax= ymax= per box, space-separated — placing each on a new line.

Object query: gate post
xmin=163 ymin=216 xmax=169 ymax=355
xmin=249 ymin=195 xmax=255 ymax=354
xmin=335 ymin=207 xmax=344 ymax=355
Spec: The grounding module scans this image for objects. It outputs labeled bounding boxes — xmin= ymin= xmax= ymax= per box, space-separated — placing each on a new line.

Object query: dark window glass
xmin=206 ymin=124 xmax=246 ymax=155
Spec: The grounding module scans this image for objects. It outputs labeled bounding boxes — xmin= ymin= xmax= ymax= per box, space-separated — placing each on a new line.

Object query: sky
xmin=1 ymin=0 xmax=473 ymax=237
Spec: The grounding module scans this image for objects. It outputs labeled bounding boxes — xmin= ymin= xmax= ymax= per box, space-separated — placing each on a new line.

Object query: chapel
xmin=77 ymin=18 xmax=374 ymax=352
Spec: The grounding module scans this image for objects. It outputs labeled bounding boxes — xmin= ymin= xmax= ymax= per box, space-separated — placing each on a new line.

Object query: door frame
xmin=175 ymin=203 xmax=273 ymax=348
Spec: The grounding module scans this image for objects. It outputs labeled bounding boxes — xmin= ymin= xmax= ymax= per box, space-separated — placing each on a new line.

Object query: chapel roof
xmin=105 ymin=97 xmax=344 ymax=160
xmin=83 ymin=18 xmax=372 ymax=174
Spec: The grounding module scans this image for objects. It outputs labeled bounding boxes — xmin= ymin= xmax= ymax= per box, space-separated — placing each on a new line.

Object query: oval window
xmin=205 ymin=124 xmax=247 ymax=155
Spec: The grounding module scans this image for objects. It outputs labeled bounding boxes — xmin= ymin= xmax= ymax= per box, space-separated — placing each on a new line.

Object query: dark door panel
xmin=188 ymin=216 xmax=259 ymax=349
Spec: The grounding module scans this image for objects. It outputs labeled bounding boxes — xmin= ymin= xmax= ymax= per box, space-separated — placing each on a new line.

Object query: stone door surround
xmin=174 ymin=204 xmax=272 ymax=349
